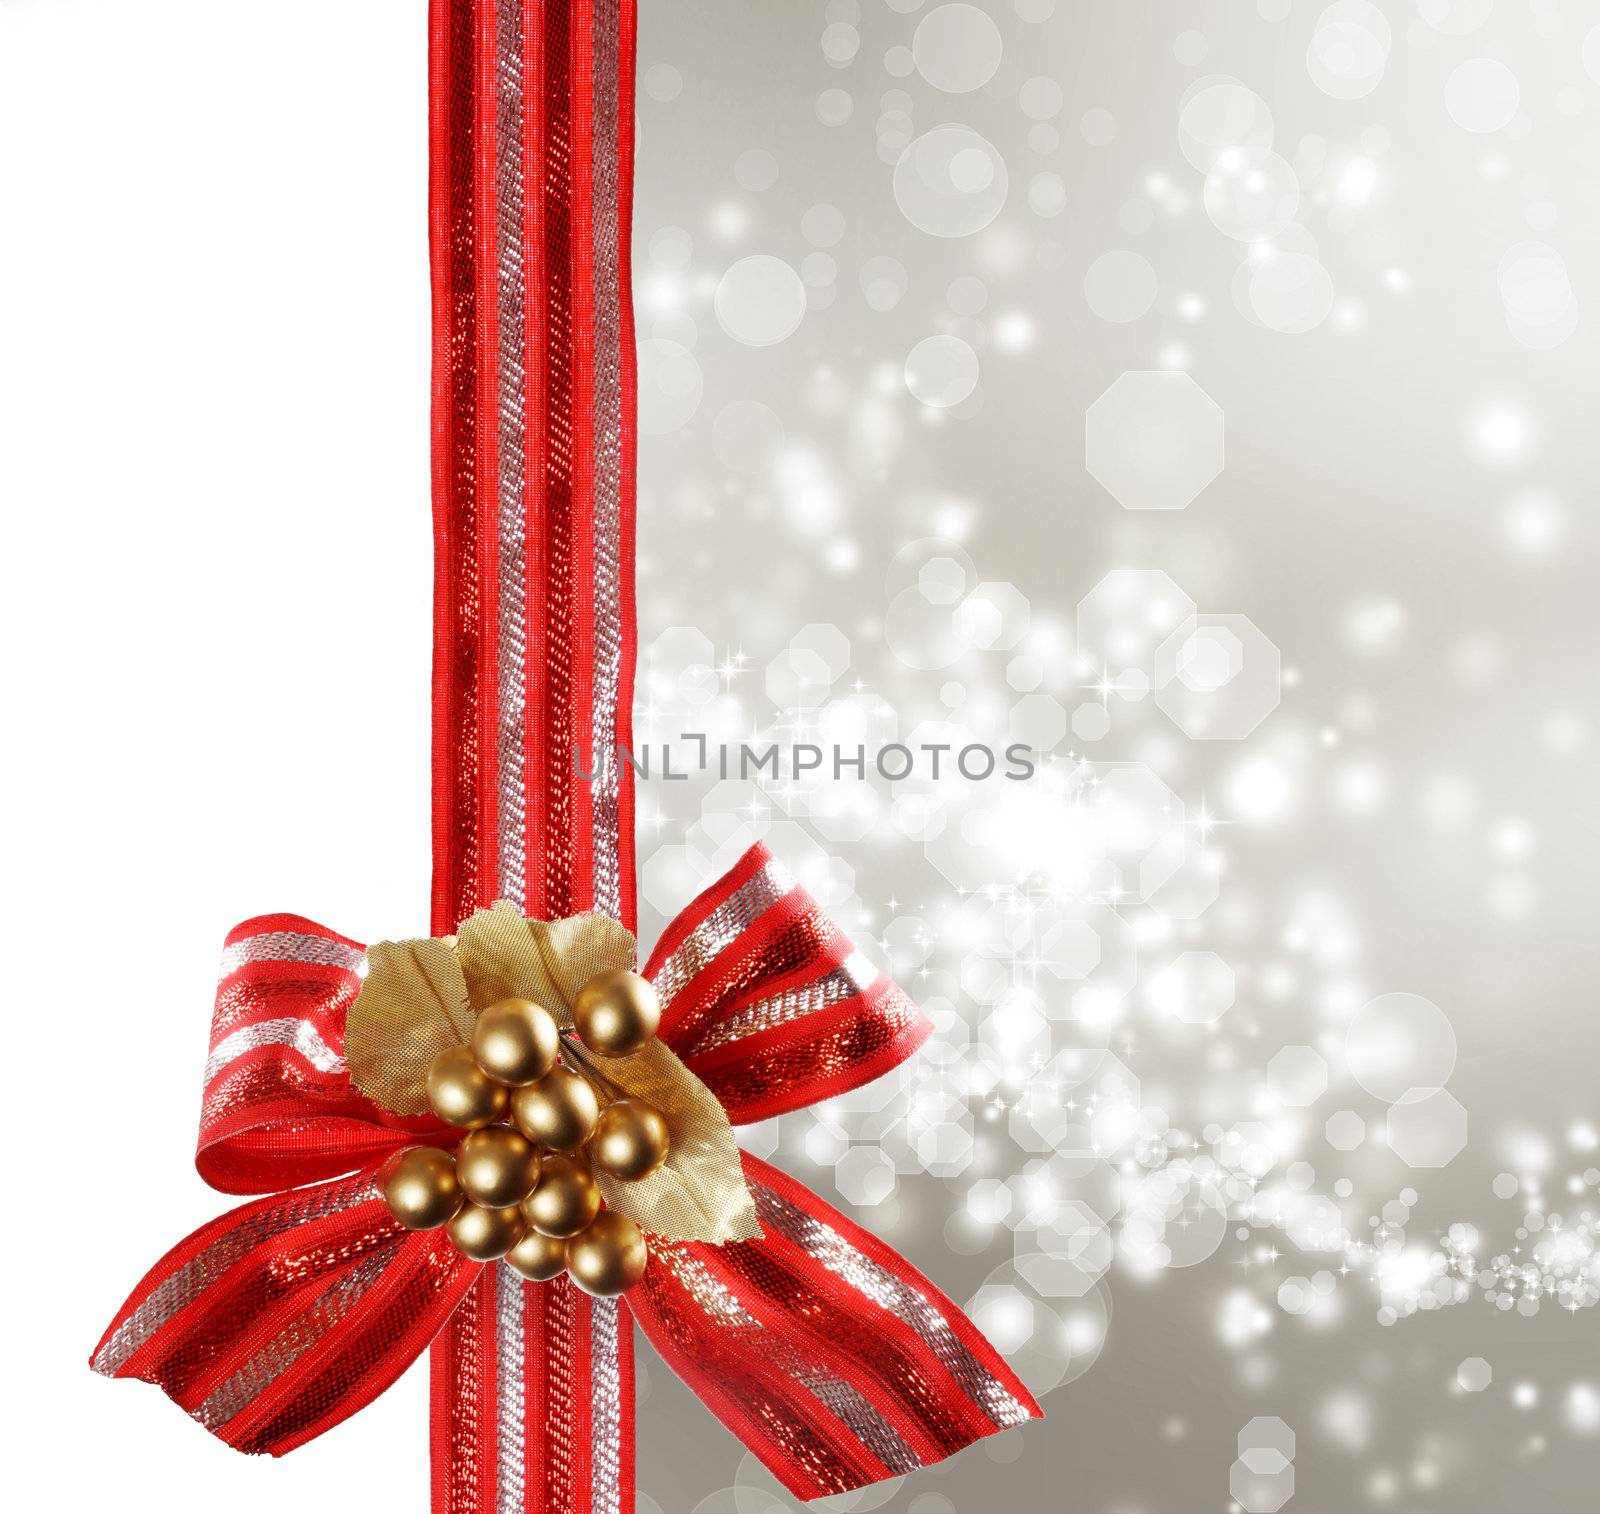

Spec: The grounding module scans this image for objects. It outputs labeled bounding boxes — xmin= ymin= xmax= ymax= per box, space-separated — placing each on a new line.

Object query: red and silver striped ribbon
xmin=91 ymin=2 xmax=1045 ymax=1505
xmin=94 ymin=842 xmax=1040 ymax=1503
xmin=428 ymin=1 xmax=638 ymax=1510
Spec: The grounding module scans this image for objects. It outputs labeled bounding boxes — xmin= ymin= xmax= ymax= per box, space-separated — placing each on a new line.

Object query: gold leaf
xmin=346 ymin=939 xmax=474 ymax=1116
xmin=456 ymin=904 xmax=637 ymax=1024
xmin=572 ymin=1038 xmax=761 ymax=1245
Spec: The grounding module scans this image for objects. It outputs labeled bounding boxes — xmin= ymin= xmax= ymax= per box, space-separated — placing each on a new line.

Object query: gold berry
xmin=505 ymin=1229 xmax=569 ymax=1282
xmin=472 ymin=997 xmax=560 ymax=1087
xmin=572 ymin=969 xmax=661 ymax=1057
xmin=566 ymin=1211 xmax=649 ymax=1297
xmin=589 ymin=1100 xmax=671 ymax=1182
xmin=446 ymin=1202 xmax=526 ymax=1261
xmin=511 ymin=1066 xmax=600 ymax=1151
xmin=520 ymin=1154 xmax=602 ymax=1238
xmin=456 ymin=1126 xmax=542 ymax=1208
xmin=380 ymin=1146 xmax=463 ymax=1230
xmin=426 ymin=1045 xmax=509 ymax=1129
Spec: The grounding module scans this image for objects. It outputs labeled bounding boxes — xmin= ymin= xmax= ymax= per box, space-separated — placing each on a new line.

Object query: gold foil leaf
xmin=346 ymin=938 xmax=474 ymax=1116
xmin=456 ymin=904 xmax=636 ymax=1023
xmin=574 ymin=1038 xmax=760 ymax=1246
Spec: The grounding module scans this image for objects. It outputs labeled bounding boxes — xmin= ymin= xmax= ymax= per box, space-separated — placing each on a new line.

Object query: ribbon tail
xmin=630 ymin=1153 xmax=1042 ymax=1501
xmin=91 ymin=1171 xmax=480 ymax=1455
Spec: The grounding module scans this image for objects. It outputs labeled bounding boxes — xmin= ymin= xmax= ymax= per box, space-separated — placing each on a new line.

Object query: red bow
xmin=92 ymin=842 xmax=1040 ymax=1499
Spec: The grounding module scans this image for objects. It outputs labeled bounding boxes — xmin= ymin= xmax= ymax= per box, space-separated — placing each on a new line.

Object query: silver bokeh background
xmin=626 ymin=3 xmax=1600 ymax=1511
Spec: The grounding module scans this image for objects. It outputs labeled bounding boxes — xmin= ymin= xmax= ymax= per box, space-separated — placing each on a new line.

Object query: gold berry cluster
xmin=379 ymin=969 xmax=668 ymax=1297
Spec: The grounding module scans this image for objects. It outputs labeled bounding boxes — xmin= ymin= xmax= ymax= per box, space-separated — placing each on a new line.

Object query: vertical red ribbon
xmin=427 ymin=2 xmax=639 ymax=1511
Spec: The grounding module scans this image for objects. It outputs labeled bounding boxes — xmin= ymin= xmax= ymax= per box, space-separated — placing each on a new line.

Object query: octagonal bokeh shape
xmin=1086 ymin=370 xmax=1225 ymax=510
xmin=1155 ymin=613 xmax=1282 ymax=739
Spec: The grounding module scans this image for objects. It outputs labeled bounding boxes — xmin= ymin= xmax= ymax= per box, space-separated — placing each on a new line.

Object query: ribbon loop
xmin=199 ymin=915 xmax=424 ymax=1195
xmin=646 ymin=843 xmax=933 ymax=1125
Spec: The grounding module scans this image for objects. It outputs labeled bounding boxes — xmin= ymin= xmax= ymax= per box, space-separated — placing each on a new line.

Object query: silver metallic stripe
xmin=690 ymin=949 xmax=880 ymax=1056
xmin=494 ymin=0 xmax=529 ymax=915
xmin=590 ymin=1295 xmax=623 ymax=1512
xmin=494 ymin=1264 xmax=526 ymax=1514
xmin=195 ymin=1238 xmax=402 ymax=1430
xmin=588 ymin=0 xmax=624 ymax=926
xmin=588 ymin=15 xmax=628 ymax=1510
xmin=752 ymin=1184 xmax=1032 ymax=1431
xmin=493 ymin=4 xmax=531 ymax=1505
xmin=203 ymin=1016 xmax=345 ymax=1086
xmin=661 ymin=1250 xmax=921 ymax=1474
xmin=217 ymin=932 xmax=367 ymax=983
xmin=589 ymin=10 xmax=629 ymax=1502
xmin=650 ymin=858 xmax=796 ymax=1011
xmin=92 ymin=1176 xmax=377 ymax=1378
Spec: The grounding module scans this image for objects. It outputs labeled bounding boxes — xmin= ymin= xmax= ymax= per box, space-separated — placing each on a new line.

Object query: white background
xmin=2 ymin=5 xmax=441 ymax=1509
